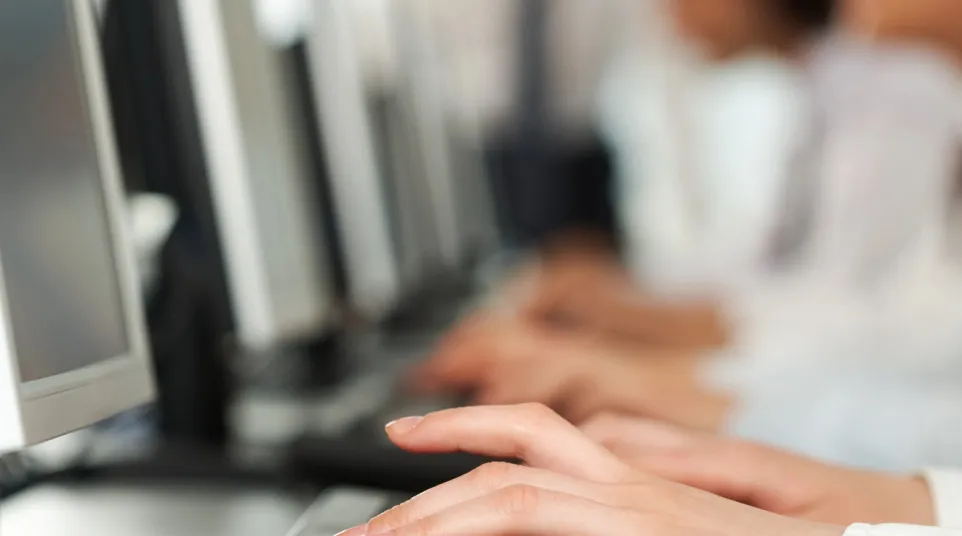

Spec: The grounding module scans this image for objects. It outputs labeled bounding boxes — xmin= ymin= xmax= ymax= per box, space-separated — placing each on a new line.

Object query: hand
xmin=517 ymin=251 xmax=636 ymax=326
xmin=473 ymin=345 xmax=731 ymax=430
xmin=504 ymin=254 xmax=729 ymax=348
xmin=413 ymin=319 xmax=731 ymax=429
xmin=580 ymin=414 xmax=936 ymax=526
xmin=338 ymin=405 xmax=844 ymax=536
xmin=409 ymin=313 xmax=574 ymax=395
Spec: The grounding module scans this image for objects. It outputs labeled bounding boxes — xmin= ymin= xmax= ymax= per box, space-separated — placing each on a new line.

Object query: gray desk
xmin=1 ymin=484 xmax=313 ymax=536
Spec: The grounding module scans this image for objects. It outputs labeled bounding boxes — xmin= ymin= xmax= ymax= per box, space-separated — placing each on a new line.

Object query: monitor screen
xmin=0 ymin=0 xmax=129 ymax=383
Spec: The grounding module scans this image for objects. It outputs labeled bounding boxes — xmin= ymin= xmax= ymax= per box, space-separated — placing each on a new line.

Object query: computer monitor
xmin=176 ymin=0 xmax=338 ymax=350
xmin=391 ymin=2 xmax=469 ymax=271
xmin=0 ymin=0 xmax=153 ymax=452
xmin=303 ymin=0 xmax=404 ymax=321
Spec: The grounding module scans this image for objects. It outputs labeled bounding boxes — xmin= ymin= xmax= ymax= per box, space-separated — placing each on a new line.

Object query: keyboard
xmin=290 ymin=433 xmax=498 ymax=494
xmin=287 ymin=487 xmax=411 ymax=536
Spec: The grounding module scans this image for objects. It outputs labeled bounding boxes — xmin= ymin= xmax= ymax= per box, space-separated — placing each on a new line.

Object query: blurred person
xmin=347 ymin=405 xmax=956 ymax=536
xmin=413 ymin=0 xmax=962 ymax=445
xmin=420 ymin=0 xmax=838 ymax=359
xmin=703 ymin=0 xmax=962 ymax=470
xmin=414 ymin=0 xmax=836 ymax=420
xmin=436 ymin=0 xmax=835 ymax=350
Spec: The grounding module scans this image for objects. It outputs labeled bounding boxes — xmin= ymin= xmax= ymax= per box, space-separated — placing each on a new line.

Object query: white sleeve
xmin=807 ymin=45 xmax=960 ymax=286
xmin=718 ymin=361 xmax=962 ymax=472
xmin=924 ymin=470 xmax=962 ymax=529
xmin=846 ymin=525 xmax=962 ymax=536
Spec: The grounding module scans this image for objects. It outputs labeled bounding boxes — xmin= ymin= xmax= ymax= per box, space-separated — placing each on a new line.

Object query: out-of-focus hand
xmin=411 ymin=319 xmax=731 ymax=429
xmin=336 ymin=405 xmax=844 ymax=536
xmin=408 ymin=313 xmax=573 ymax=395
xmin=471 ymin=345 xmax=731 ymax=430
xmin=407 ymin=252 xmax=634 ymax=392
xmin=580 ymin=414 xmax=936 ymax=527
xmin=516 ymin=251 xmax=636 ymax=326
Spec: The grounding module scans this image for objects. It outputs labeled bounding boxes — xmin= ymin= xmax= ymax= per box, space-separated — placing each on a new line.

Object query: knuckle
xmin=496 ymin=484 xmax=543 ymax=517
xmin=519 ymin=402 xmax=560 ymax=428
xmin=366 ymin=503 xmax=412 ymax=533
xmin=724 ymin=440 xmax=763 ymax=467
xmin=468 ymin=462 xmax=517 ymax=492
xmin=391 ymin=520 xmax=432 ymax=536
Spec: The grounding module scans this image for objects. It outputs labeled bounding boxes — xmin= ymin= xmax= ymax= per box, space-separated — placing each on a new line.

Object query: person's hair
xmin=772 ymin=0 xmax=835 ymax=30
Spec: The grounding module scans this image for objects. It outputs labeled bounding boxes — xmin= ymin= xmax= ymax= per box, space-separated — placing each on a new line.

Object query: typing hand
xmin=408 ymin=313 xmax=569 ymax=395
xmin=338 ymin=405 xmax=844 ymax=536
xmin=580 ymin=414 xmax=936 ymax=526
xmin=412 ymin=318 xmax=728 ymax=429
xmin=515 ymin=251 xmax=635 ymax=325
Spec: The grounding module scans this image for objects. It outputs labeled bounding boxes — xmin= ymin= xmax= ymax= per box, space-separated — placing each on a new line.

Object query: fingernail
xmin=385 ymin=416 xmax=423 ymax=434
xmin=334 ymin=526 xmax=366 ymax=536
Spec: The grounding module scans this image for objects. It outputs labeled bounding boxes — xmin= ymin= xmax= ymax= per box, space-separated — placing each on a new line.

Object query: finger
xmin=380 ymin=486 xmax=640 ymax=536
xmin=580 ymin=414 xmax=704 ymax=453
xmin=559 ymin=375 xmax=648 ymax=425
xmin=411 ymin=353 xmax=488 ymax=391
xmin=575 ymin=416 xmax=781 ymax=504
xmin=416 ymin=323 xmax=498 ymax=389
xmin=385 ymin=404 xmax=631 ymax=482
xmin=627 ymin=441 xmax=801 ymax=506
xmin=366 ymin=463 xmax=617 ymax=534
xmin=472 ymin=362 xmax=575 ymax=407
xmin=559 ymin=388 xmax=611 ymax=425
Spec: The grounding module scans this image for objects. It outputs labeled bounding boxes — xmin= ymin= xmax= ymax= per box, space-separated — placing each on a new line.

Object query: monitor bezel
xmin=304 ymin=0 xmax=403 ymax=320
xmin=0 ymin=0 xmax=154 ymax=449
xmin=176 ymin=0 xmax=338 ymax=349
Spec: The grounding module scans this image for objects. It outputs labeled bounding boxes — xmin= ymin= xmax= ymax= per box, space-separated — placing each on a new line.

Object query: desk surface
xmin=1 ymin=483 xmax=313 ymax=536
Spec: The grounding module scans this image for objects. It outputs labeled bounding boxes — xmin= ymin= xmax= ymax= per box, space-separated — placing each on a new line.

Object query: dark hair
xmin=773 ymin=0 xmax=835 ymax=30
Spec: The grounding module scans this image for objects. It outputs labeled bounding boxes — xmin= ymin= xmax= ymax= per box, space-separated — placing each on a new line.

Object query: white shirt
xmin=600 ymin=49 xmax=807 ymax=296
xmin=704 ymin=40 xmax=962 ymax=470
xmin=713 ymin=38 xmax=962 ymax=373
xmin=605 ymin=33 xmax=962 ymax=304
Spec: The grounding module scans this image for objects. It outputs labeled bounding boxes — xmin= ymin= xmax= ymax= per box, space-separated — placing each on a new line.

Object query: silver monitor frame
xmin=391 ymin=0 xmax=466 ymax=269
xmin=0 ymin=0 xmax=153 ymax=452
xmin=304 ymin=0 xmax=402 ymax=320
xmin=177 ymin=0 xmax=338 ymax=349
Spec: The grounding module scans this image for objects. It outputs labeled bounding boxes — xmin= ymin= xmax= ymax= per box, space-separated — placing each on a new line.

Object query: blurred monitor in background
xmin=304 ymin=0 xmax=497 ymax=322
xmin=417 ymin=0 xmax=629 ymax=252
xmin=391 ymin=0 xmax=495 ymax=272
xmin=303 ymin=0 xmax=406 ymax=321
xmin=176 ymin=0 xmax=339 ymax=351
xmin=0 ymin=0 xmax=153 ymax=452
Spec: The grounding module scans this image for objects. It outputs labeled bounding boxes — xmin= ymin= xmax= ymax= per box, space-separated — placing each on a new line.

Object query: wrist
xmin=781 ymin=519 xmax=847 ymax=536
xmin=889 ymin=475 xmax=935 ymax=526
